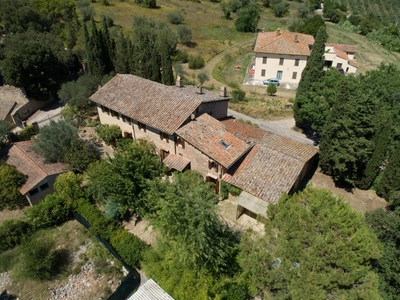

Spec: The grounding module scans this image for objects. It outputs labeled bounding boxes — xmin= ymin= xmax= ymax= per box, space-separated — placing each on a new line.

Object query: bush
xmin=20 ymin=238 xmax=57 ymax=280
xmin=110 ymin=228 xmax=148 ymax=268
xmin=267 ymin=83 xmax=277 ymax=95
xmin=96 ymin=124 xmax=122 ymax=146
xmin=188 ymin=55 xmax=205 ymax=69
xmin=273 ymin=2 xmax=288 ymax=18
xmin=23 ymin=195 xmax=71 ymax=230
xmin=231 ymin=89 xmax=246 ymax=101
xmin=0 ymin=220 xmax=32 ymax=252
xmin=17 ymin=125 xmax=36 ymax=141
xmin=167 ymin=11 xmax=184 ymax=24
xmin=177 ymin=25 xmax=192 ymax=45
xmin=197 ymin=72 xmax=209 ymax=84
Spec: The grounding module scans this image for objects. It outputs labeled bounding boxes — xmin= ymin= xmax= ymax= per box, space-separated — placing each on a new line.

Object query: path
xmin=228 ymin=109 xmax=315 ymax=145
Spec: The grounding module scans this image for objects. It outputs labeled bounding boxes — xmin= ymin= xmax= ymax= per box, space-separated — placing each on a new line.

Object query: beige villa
xmin=252 ymin=29 xmax=357 ymax=88
xmin=253 ymin=29 xmax=315 ymax=87
xmin=90 ymin=74 xmax=318 ymax=217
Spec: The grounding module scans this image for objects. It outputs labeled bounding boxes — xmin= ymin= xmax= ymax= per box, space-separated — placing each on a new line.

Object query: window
xmin=292 ymin=72 xmax=297 ymax=80
xmin=294 ymin=59 xmax=300 ymax=66
xmin=160 ymin=131 xmax=169 ymax=143
xmin=262 ymin=57 xmax=267 ymax=64
xmin=102 ymin=106 xmax=110 ymax=115
xmin=208 ymin=161 xmax=218 ymax=172
xmin=29 ymin=188 xmax=39 ymax=197
xmin=176 ymin=136 xmax=185 ymax=148
xmin=220 ymin=140 xmax=230 ymax=148
xmin=122 ymin=115 xmax=132 ymax=124
xmin=261 ymin=69 xmax=266 ymax=77
xmin=111 ymin=110 xmax=120 ymax=119
xmin=336 ymin=63 xmax=342 ymax=69
xmin=277 ymin=71 xmax=283 ymax=80
xmin=279 ymin=58 xmax=284 ymax=65
xmin=40 ymin=182 xmax=49 ymax=191
xmin=138 ymin=122 xmax=146 ymax=132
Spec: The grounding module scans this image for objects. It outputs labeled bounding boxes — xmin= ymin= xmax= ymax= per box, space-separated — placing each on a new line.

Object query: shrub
xmin=197 ymin=72 xmax=209 ymax=84
xmin=167 ymin=11 xmax=184 ymax=25
xmin=96 ymin=124 xmax=122 ymax=146
xmin=17 ymin=125 xmax=36 ymax=141
xmin=188 ymin=55 xmax=205 ymax=69
xmin=267 ymin=83 xmax=277 ymax=95
xmin=0 ymin=220 xmax=32 ymax=252
xmin=110 ymin=228 xmax=148 ymax=268
xmin=177 ymin=25 xmax=192 ymax=45
xmin=172 ymin=50 xmax=189 ymax=63
xmin=20 ymin=238 xmax=57 ymax=280
xmin=23 ymin=195 xmax=71 ymax=230
xmin=273 ymin=2 xmax=288 ymax=18
xmin=231 ymin=89 xmax=246 ymax=101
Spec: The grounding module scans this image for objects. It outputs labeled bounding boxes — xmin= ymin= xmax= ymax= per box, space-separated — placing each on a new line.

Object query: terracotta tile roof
xmin=4 ymin=141 xmax=68 ymax=195
xmin=333 ymin=47 xmax=349 ymax=61
xmin=223 ymin=144 xmax=304 ymax=204
xmin=90 ymin=74 xmax=228 ymax=135
xmin=221 ymin=118 xmax=318 ymax=203
xmin=163 ymin=153 xmax=190 ymax=171
xmin=326 ymin=43 xmax=357 ymax=53
xmin=0 ymin=86 xmax=28 ymax=120
xmin=178 ymin=86 xmax=231 ymax=103
xmin=221 ymin=118 xmax=318 ymax=162
xmin=176 ymin=114 xmax=253 ymax=169
xmin=254 ymin=31 xmax=314 ymax=56
xmin=220 ymin=118 xmax=271 ymax=142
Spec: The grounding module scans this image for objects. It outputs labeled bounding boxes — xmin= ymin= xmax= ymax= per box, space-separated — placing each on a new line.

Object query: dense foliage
xmin=239 ymin=188 xmax=381 ymax=299
xmin=366 ymin=209 xmax=400 ymax=300
xmin=31 ymin=118 xmax=79 ymax=163
xmin=0 ymin=163 xmax=27 ymax=210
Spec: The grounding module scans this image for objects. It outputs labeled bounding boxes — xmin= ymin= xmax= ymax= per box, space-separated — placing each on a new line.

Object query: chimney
xmin=276 ymin=28 xmax=281 ymax=36
xmin=176 ymin=75 xmax=183 ymax=88
xmin=262 ymin=28 xmax=265 ymax=32
xmin=219 ymin=86 xmax=227 ymax=97
xmin=294 ymin=34 xmax=298 ymax=43
xmin=196 ymin=84 xmax=203 ymax=94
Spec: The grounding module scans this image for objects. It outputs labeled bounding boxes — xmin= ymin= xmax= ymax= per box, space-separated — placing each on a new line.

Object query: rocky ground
xmin=0 ymin=243 xmax=124 ymax=300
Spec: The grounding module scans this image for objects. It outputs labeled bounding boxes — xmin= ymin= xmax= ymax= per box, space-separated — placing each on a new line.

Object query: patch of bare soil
xmin=123 ymin=218 xmax=157 ymax=246
xmin=311 ymin=169 xmax=387 ymax=213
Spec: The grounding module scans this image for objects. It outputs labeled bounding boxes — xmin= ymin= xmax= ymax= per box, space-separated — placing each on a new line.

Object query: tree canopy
xmin=31 ymin=119 xmax=79 ymax=163
xmin=239 ymin=188 xmax=381 ymax=299
xmin=0 ymin=162 xmax=27 ymax=210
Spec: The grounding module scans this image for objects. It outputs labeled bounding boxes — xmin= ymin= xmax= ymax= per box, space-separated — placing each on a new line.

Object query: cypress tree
xmin=114 ymin=33 xmax=130 ymax=74
xmin=358 ymin=123 xmax=391 ymax=190
xmin=100 ymin=17 xmax=115 ymax=75
xmin=377 ymin=147 xmax=400 ymax=207
xmin=293 ymin=26 xmax=327 ymax=128
xmin=319 ymin=77 xmax=376 ymax=186
xmin=149 ymin=47 xmax=162 ymax=82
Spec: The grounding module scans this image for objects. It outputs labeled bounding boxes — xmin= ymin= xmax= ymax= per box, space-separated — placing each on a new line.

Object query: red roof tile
xmin=4 ymin=141 xmax=68 ymax=195
xmin=90 ymin=74 xmax=228 ymax=135
xmin=163 ymin=153 xmax=190 ymax=171
xmin=176 ymin=114 xmax=252 ymax=169
xmin=254 ymin=31 xmax=314 ymax=56
xmin=326 ymin=43 xmax=357 ymax=53
xmin=223 ymin=144 xmax=304 ymax=204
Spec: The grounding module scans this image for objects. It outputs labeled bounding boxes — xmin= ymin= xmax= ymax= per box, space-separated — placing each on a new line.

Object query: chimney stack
xmin=176 ymin=75 xmax=183 ymax=88
xmin=262 ymin=28 xmax=265 ymax=32
xmin=276 ymin=28 xmax=281 ymax=36
xmin=219 ymin=86 xmax=227 ymax=97
xmin=294 ymin=34 xmax=298 ymax=43
xmin=196 ymin=84 xmax=203 ymax=94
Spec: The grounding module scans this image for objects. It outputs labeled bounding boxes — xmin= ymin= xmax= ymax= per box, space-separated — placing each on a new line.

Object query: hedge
xmin=73 ymin=199 xmax=148 ymax=268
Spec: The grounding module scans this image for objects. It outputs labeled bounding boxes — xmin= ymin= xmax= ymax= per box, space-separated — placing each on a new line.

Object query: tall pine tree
xmin=377 ymin=147 xmax=400 ymax=207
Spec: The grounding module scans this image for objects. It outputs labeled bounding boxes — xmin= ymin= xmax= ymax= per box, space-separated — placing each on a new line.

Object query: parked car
xmin=263 ymin=78 xmax=280 ymax=86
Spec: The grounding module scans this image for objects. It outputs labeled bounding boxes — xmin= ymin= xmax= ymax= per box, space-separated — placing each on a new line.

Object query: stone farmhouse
xmin=90 ymin=74 xmax=318 ymax=217
xmin=252 ymin=29 xmax=357 ymax=88
xmin=3 ymin=140 xmax=68 ymax=205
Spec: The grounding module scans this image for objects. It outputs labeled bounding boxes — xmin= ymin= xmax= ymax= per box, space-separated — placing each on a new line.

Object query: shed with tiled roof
xmin=3 ymin=140 xmax=68 ymax=205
